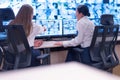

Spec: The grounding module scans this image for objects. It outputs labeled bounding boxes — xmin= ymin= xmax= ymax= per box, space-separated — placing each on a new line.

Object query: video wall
xmin=0 ymin=0 xmax=120 ymax=38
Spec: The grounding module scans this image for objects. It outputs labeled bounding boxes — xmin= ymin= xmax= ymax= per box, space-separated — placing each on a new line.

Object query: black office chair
xmin=100 ymin=14 xmax=114 ymax=25
xmin=2 ymin=25 xmax=50 ymax=70
xmin=2 ymin=25 xmax=32 ymax=70
xmin=36 ymin=50 xmax=50 ymax=65
xmin=72 ymin=25 xmax=119 ymax=72
xmin=90 ymin=25 xmax=119 ymax=71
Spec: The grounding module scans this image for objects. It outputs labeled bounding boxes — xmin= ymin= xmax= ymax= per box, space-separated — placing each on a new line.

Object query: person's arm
xmin=33 ymin=23 xmax=46 ymax=34
xmin=64 ymin=22 xmax=85 ymax=47
xmin=54 ymin=22 xmax=85 ymax=47
xmin=54 ymin=41 xmax=63 ymax=46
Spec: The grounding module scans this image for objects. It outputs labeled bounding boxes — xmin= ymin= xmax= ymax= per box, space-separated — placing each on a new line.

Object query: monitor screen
xmin=0 ymin=0 xmax=36 ymax=16
xmin=35 ymin=19 xmax=62 ymax=38
xmin=90 ymin=18 xmax=100 ymax=25
xmin=0 ymin=0 xmax=120 ymax=38
xmin=114 ymin=18 xmax=120 ymax=25
xmin=62 ymin=19 xmax=77 ymax=37
xmin=2 ymin=20 xmax=11 ymax=25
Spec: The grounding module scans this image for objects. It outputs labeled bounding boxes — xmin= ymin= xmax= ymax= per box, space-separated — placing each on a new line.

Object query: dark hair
xmin=77 ymin=5 xmax=90 ymax=17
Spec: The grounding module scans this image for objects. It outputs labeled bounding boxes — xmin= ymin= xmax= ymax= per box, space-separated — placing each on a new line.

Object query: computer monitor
xmin=114 ymin=18 xmax=120 ymax=36
xmin=0 ymin=8 xmax=15 ymax=32
xmin=114 ymin=18 xmax=120 ymax=25
xmin=35 ymin=19 xmax=62 ymax=40
xmin=2 ymin=20 xmax=11 ymax=25
xmin=90 ymin=18 xmax=100 ymax=25
xmin=0 ymin=0 xmax=120 ymax=39
xmin=62 ymin=19 xmax=77 ymax=38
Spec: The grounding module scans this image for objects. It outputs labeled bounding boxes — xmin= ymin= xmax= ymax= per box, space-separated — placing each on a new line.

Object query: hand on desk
xmin=34 ymin=39 xmax=43 ymax=47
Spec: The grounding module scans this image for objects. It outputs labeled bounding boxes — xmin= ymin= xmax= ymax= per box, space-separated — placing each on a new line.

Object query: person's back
xmin=55 ymin=5 xmax=95 ymax=65
xmin=75 ymin=16 xmax=95 ymax=48
xmin=8 ymin=4 xmax=45 ymax=67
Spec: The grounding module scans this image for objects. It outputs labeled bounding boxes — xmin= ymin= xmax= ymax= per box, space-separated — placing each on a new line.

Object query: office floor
xmin=50 ymin=45 xmax=120 ymax=76
xmin=113 ymin=45 xmax=120 ymax=76
xmin=113 ymin=65 xmax=120 ymax=76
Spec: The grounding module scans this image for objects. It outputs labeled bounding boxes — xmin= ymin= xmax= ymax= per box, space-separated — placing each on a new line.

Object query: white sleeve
xmin=63 ymin=22 xmax=85 ymax=47
xmin=27 ymin=23 xmax=45 ymax=47
xmin=33 ymin=23 xmax=45 ymax=35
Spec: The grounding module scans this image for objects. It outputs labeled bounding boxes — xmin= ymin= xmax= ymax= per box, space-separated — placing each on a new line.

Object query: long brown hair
xmin=9 ymin=4 xmax=33 ymax=37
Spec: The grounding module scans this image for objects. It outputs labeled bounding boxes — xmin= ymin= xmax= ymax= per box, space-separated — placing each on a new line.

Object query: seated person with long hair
xmin=9 ymin=4 xmax=46 ymax=67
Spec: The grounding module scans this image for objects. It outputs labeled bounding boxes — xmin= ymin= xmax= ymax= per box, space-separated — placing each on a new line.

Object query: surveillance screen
xmin=36 ymin=19 xmax=62 ymax=37
xmin=0 ymin=0 xmax=120 ymax=38
xmin=63 ymin=19 xmax=77 ymax=35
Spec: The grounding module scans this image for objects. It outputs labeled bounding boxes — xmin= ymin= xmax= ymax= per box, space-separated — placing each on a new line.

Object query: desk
xmin=34 ymin=41 xmax=68 ymax=64
xmin=35 ymin=36 xmax=120 ymax=49
xmin=34 ymin=41 xmax=62 ymax=49
xmin=34 ymin=37 xmax=120 ymax=64
xmin=0 ymin=62 xmax=120 ymax=80
xmin=117 ymin=36 xmax=120 ymax=41
xmin=34 ymin=41 xmax=63 ymax=55
xmin=34 ymin=40 xmax=69 ymax=53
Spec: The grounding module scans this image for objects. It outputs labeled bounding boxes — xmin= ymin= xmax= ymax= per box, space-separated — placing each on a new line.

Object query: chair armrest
xmin=72 ymin=48 xmax=84 ymax=53
xmin=36 ymin=54 xmax=50 ymax=65
xmin=36 ymin=54 xmax=50 ymax=59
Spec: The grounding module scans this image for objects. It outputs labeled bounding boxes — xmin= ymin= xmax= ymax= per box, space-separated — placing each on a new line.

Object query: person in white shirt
xmin=55 ymin=5 xmax=95 ymax=65
xmin=9 ymin=4 xmax=45 ymax=67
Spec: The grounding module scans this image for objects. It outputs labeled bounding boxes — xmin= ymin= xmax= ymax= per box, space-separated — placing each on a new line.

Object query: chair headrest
xmin=100 ymin=14 xmax=114 ymax=25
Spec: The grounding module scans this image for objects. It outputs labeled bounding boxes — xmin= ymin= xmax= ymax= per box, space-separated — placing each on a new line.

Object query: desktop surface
xmin=0 ymin=62 xmax=120 ymax=80
xmin=34 ymin=41 xmax=61 ymax=49
xmin=34 ymin=40 xmax=69 ymax=49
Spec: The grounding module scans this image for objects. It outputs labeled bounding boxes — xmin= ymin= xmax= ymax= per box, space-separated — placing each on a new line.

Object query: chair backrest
xmin=100 ymin=14 xmax=114 ymax=25
xmin=90 ymin=25 xmax=119 ymax=69
xmin=5 ymin=25 xmax=31 ymax=69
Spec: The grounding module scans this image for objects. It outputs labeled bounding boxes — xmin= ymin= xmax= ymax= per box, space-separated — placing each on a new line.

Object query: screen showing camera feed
xmin=63 ymin=19 xmax=77 ymax=35
xmin=0 ymin=0 xmax=120 ymax=38
xmin=36 ymin=19 xmax=62 ymax=37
